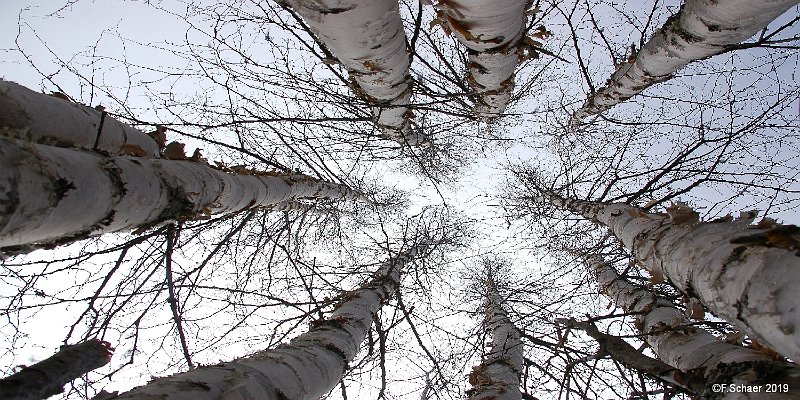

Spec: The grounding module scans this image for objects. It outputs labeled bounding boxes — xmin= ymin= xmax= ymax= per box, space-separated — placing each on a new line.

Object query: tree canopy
xmin=1 ymin=0 xmax=799 ymax=399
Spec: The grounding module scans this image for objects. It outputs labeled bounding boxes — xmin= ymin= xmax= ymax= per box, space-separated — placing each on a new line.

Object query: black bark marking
xmin=103 ymin=160 xmax=128 ymax=199
xmin=53 ymin=178 xmax=76 ymax=201
xmin=276 ymin=388 xmax=290 ymax=400
xmin=319 ymin=7 xmax=354 ymax=14
xmin=96 ymin=209 xmax=116 ymax=228
xmin=130 ymin=184 xmax=195 ymax=235
xmin=734 ymin=298 xmax=746 ymax=322
xmin=730 ymin=225 xmax=800 ymax=251
xmin=720 ymin=245 xmax=748 ymax=279
xmin=0 ymin=174 xmax=19 ymax=226
xmin=323 ymin=343 xmax=349 ymax=362
xmin=662 ymin=6 xmax=703 ymax=45
xmin=310 ymin=315 xmax=352 ymax=331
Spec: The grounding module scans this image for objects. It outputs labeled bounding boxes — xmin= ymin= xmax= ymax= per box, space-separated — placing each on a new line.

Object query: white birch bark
xmin=547 ymin=192 xmax=800 ymax=361
xmin=104 ymin=245 xmax=424 ymax=400
xmin=284 ymin=0 xmax=427 ymax=145
xmin=438 ymin=0 xmax=527 ymax=118
xmin=466 ymin=276 xmax=523 ymax=400
xmin=0 ymin=138 xmax=364 ymax=254
xmin=591 ymin=257 xmax=800 ymax=398
xmin=0 ymin=339 xmax=113 ymax=400
xmin=0 ymin=80 xmax=161 ymax=157
xmin=571 ymin=0 xmax=800 ymax=121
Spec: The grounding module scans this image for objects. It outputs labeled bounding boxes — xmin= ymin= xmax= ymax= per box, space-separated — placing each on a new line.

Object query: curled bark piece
xmin=0 ymin=339 xmax=113 ymax=400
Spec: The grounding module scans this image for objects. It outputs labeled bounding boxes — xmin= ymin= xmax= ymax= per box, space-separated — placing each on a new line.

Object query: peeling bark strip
xmin=284 ymin=0 xmax=426 ymax=145
xmin=591 ymin=257 xmax=800 ymax=399
xmin=0 ymin=138 xmax=363 ymax=254
xmin=547 ymin=192 xmax=800 ymax=361
xmin=0 ymin=339 xmax=113 ymax=400
xmin=106 ymin=245 xmax=423 ymax=400
xmin=572 ymin=0 xmax=800 ymax=121
xmin=438 ymin=0 xmax=528 ymax=118
xmin=0 ymin=80 xmax=160 ymax=157
xmin=466 ymin=278 xmax=523 ymax=400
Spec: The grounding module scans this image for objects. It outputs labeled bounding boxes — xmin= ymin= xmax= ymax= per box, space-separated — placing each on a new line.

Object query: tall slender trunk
xmin=590 ymin=256 xmax=800 ymax=398
xmin=437 ymin=0 xmax=528 ymax=118
xmin=0 ymin=80 xmax=161 ymax=157
xmin=546 ymin=191 xmax=800 ymax=361
xmin=106 ymin=245 xmax=423 ymax=400
xmin=0 ymin=339 xmax=113 ymax=400
xmin=283 ymin=0 xmax=427 ymax=145
xmin=466 ymin=275 xmax=523 ymax=400
xmin=571 ymin=0 xmax=800 ymax=121
xmin=0 ymin=138 xmax=364 ymax=254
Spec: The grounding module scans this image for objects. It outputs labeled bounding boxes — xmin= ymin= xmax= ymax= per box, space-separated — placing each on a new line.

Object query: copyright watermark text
xmin=711 ymin=383 xmax=790 ymax=394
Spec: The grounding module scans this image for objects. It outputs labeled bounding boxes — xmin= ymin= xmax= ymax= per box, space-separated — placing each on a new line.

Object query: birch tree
xmin=0 ymin=137 xmax=364 ymax=254
xmin=539 ymin=190 xmax=800 ymax=361
xmin=435 ymin=0 xmax=529 ymax=118
xmin=0 ymin=79 xmax=370 ymax=254
xmin=0 ymin=339 xmax=114 ymax=400
xmin=466 ymin=264 xmax=523 ymax=400
xmin=282 ymin=0 xmax=426 ymax=145
xmin=102 ymin=242 xmax=425 ymax=400
xmin=572 ymin=0 xmax=800 ymax=121
xmin=590 ymin=255 xmax=800 ymax=398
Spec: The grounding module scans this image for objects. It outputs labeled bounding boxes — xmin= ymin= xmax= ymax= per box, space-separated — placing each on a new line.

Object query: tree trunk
xmin=556 ymin=317 xmax=697 ymax=394
xmin=0 ymin=138 xmax=364 ymax=255
xmin=104 ymin=245 xmax=423 ymax=400
xmin=438 ymin=0 xmax=527 ymax=118
xmin=283 ymin=0 xmax=427 ymax=145
xmin=466 ymin=274 xmax=523 ymax=400
xmin=591 ymin=256 xmax=800 ymax=399
xmin=547 ymin=191 xmax=800 ymax=361
xmin=571 ymin=0 xmax=800 ymax=121
xmin=0 ymin=339 xmax=113 ymax=400
xmin=0 ymin=80 xmax=161 ymax=157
